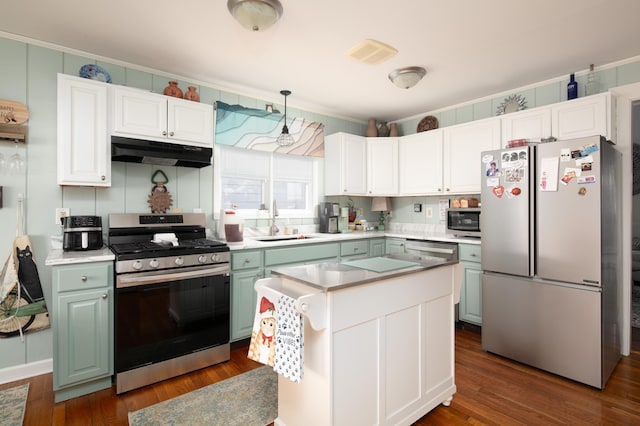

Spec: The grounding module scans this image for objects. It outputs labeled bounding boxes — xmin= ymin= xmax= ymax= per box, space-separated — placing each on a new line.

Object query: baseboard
xmin=0 ymin=358 xmax=53 ymax=385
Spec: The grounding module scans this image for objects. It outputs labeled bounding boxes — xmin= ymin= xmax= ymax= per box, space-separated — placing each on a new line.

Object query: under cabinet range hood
xmin=111 ymin=136 xmax=213 ymax=168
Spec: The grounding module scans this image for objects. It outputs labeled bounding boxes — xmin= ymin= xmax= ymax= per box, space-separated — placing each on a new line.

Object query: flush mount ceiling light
xmin=388 ymin=66 xmax=427 ymax=89
xmin=227 ymin=0 xmax=283 ymax=32
xmin=276 ymin=89 xmax=294 ymax=147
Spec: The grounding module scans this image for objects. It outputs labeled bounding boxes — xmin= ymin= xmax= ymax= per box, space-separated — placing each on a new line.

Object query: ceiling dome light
xmin=276 ymin=90 xmax=294 ymax=147
xmin=388 ymin=66 xmax=427 ymax=89
xmin=227 ymin=0 xmax=283 ymax=32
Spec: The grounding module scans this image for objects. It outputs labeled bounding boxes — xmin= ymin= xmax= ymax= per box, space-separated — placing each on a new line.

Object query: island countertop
xmin=271 ymin=254 xmax=458 ymax=291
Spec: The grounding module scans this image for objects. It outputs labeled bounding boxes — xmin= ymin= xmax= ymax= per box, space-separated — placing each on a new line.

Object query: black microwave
xmin=446 ymin=208 xmax=481 ymax=238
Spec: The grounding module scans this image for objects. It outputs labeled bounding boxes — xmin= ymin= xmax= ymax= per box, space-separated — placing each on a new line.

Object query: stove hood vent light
xmin=111 ymin=136 xmax=212 ymax=168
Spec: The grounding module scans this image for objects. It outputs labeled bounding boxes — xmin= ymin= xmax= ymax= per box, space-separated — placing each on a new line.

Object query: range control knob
xmin=149 ymin=259 xmax=160 ymax=268
xmin=198 ymin=255 xmax=208 ymax=263
xmin=132 ymin=261 xmax=143 ymax=270
xmin=175 ymin=257 xmax=184 ymax=266
xmin=211 ymin=253 xmax=219 ymax=262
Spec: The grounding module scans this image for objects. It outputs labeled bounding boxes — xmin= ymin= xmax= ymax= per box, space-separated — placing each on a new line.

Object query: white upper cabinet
xmin=57 ymin=74 xmax=111 ymax=187
xmin=443 ymin=117 xmax=501 ymax=194
xmin=366 ymin=137 xmax=398 ymax=195
xmin=501 ymin=107 xmax=552 ymax=146
xmin=112 ymin=86 xmax=213 ymax=147
xmin=551 ymin=93 xmax=610 ymax=141
xmin=324 ymin=132 xmax=367 ymax=196
xmin=399 ymin=130 xmax=443 ymax=195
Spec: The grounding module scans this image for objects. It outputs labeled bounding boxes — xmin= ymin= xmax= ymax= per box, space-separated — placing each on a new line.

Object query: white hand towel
xmin=274 ymin=293 xmax=304 ymax=383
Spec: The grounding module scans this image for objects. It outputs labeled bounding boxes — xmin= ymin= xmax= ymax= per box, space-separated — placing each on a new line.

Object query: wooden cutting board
xmin=0 ymin=100 xmax=29 ymax=124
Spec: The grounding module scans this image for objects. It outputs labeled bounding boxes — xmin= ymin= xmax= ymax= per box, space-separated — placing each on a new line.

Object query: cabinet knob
xmin=101 ymin=175 xmax=106 ymax=181
xmin=244 ymin=259 xmax=251 ymax=264
xmin=81 ymin=276 xmax=87 ymax=282
xmin=438 ymin=188 xmax=442 ymax=192
xmin=162 ymin=131 xmax=167 ymax=136
xmin=470 ymin=253 xmax=477 ymax=257
xmin=169 ymin=131 xmax=174 ymax=137
xmin=446 ymin=188 xmax=450 ymax=192
xmin=102 ymin=293 xmax=108 ymax=299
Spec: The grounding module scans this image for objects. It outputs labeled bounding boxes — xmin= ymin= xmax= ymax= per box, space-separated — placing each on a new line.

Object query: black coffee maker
xmin=319 ymin=202 xmax=339 ymax=233
xmin=62 ymin=216 xmax=103 ymax=251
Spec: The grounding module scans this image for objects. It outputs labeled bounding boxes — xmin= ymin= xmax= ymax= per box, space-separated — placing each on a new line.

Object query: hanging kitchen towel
xmin=274 ymin=293 xmax=304 ymax=383
xmin=248 ymin=296 xmax=277 ymax=366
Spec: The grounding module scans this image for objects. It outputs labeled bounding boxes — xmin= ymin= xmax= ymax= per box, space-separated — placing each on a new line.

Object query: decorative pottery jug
xmin=163 ymin=81 xmax=183 ymax=98
xmin=389 ymin=123 xmax=399 ymax=137
xmin=184 ymin=86 xmax=200 ymax=102
xmin=365 ymin=119 xmax=378 ymax=137
xmin=378 ymin=122 xmax=390 ymax=137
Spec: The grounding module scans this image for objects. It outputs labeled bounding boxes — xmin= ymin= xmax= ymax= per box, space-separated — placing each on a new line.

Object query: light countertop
xmin=271 ymin=255 xmax=459 ymax=291
xmin=45 ymin=247 xmax=115 ymax=266
xmin=228 ymin=230 xmax=480 ymax=250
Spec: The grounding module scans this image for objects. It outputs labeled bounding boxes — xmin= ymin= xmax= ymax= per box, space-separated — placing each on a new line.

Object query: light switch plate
xmin=426 ymin=207 xmax=433 ymax=218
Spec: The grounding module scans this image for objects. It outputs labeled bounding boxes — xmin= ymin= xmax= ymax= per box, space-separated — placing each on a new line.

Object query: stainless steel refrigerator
xmin=480 ymin=135 xmax=621 ymax=389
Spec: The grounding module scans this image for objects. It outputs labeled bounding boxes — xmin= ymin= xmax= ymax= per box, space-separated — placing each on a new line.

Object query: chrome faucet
xmin=270 ymin=200 xmax=279 ymax=236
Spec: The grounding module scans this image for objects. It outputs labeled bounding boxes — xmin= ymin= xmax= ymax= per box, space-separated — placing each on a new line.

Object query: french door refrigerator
xmin=480 ymin=135 xmax=621 ymax=389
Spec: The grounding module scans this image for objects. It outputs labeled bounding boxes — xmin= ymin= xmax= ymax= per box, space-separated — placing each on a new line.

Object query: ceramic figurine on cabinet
xmin=163 ymin=81 xmax=183 ymax=98
xmin=184 ymin=86 xmax=200 ymax=102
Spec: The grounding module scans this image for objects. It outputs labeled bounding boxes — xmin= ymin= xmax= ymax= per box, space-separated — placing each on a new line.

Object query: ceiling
xmin=2 ymin=0 xmax=640 ymax=123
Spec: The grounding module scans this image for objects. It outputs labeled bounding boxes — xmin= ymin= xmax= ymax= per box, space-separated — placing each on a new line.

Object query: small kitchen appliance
xmin=318 ymin=202 xmax=339 ymax=233
xmin=62 ymin=215 xmax=103 ymax=251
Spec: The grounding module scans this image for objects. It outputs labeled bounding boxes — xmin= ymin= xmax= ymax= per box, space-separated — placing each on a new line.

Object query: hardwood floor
xmin=4 ymin=326 xmax=639 ymax=425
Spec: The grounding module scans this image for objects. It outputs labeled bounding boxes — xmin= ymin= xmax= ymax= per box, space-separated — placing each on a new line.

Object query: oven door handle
xmin=117 ymin=266 xmax=230 ymax=288
xmin=405 ymin=245 xmax=455 ymax=255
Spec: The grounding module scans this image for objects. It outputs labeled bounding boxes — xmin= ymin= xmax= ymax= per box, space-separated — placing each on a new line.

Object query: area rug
xmin=128 ymin=366 xmax=277 ymax=426
xmin=0 ymin=383 xmax=29 ymax=426
xmin=633 ymin=285 xmax=640 ymax=328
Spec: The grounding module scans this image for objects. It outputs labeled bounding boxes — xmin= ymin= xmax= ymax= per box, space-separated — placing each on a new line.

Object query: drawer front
xmin=54 ymin=262 xmax=112 ymax=292
xmin=231 ymin=250 xmax=263 ymax=270
xmin=265 ymin=243 xmax=339 ymax=266
xmin=340 ymin=240 xmax=369 ymax=257
xmin=459 ymin=243 xmax=481 ymax=262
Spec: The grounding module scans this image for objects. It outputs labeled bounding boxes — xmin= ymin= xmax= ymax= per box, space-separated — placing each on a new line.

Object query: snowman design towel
xmin=274 ymin=294 xmax=304 ymax=383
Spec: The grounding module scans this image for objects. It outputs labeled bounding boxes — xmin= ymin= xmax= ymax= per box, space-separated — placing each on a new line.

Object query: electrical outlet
xmin=426 ymin=207 xmax=433 ymax=218
xmin=413 ymin=203 xmax=422 ymax=213
xmin=55 ymin=208 xmax=70 ymax=225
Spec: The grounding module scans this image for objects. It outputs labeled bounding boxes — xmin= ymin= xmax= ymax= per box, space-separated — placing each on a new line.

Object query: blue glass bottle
xmin=567 ymin=73 xmax=578 ymax=100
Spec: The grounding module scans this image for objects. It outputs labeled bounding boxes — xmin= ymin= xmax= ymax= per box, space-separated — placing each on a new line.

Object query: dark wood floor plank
xmin=3 ymin=327 xmax=639 ymax=425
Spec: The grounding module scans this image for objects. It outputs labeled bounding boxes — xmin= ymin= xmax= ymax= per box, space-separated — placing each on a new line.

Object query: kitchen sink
xmin=252 ymin=235 xmax=317 ymax=242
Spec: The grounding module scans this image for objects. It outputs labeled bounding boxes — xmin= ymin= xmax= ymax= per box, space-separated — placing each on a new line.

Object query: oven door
xmin=115 ymin=264 xmax=230 ymax=374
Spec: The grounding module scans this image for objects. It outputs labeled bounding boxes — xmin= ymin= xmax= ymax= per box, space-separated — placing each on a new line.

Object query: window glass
xmin=218 ymin=146 xmax=316 ymax=217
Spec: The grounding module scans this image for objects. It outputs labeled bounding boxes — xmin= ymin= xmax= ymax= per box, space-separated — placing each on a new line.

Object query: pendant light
xmin=276 ymin=90 xmax=294 ymax=147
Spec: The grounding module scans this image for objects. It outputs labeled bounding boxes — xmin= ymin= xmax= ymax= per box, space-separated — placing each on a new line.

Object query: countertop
xmin=45 ymin=247 xmax=115 ymax=266
xmin=271 ymin=254 xmax=459 ymax=291
xmin=229 ymin=230 xmax=480 ymax=250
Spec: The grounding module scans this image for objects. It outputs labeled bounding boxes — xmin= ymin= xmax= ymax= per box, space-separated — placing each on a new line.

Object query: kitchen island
xmin=259 ymin=256 xmax=461 ymax=426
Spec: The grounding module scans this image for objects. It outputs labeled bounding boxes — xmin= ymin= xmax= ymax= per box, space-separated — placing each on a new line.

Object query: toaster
xmin=62 ymin=215 xmax=103 ymax=251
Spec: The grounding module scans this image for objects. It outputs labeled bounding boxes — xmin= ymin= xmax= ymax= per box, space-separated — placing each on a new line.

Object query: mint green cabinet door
xmin=459 ymin=262 xmax=482 ymax=325
xmin=369 ymin=238 xmax=385 ymax=257
xmin=54 ymin=287 xmax=112 ymax=388
xmin=231 ymin=269 xmax=263 ymax=341
xmin=385 ymin=238 xmax=406 ymax=254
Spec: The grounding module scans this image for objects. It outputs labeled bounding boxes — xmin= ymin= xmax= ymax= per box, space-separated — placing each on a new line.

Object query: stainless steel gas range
xmin=108 ymin=213 xmax=230 ymax=394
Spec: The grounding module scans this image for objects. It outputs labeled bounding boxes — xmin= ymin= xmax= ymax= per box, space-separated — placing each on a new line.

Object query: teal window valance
xmin=215 ymin=101 xmax=324 ymax=157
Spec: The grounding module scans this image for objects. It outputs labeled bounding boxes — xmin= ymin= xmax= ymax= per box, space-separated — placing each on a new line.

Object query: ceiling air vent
xmin=346 ymin=39 xmax=398 ymax=65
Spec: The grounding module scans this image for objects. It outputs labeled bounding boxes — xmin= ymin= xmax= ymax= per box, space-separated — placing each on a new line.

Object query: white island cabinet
xmin=263 ymin=258 xmax=461 ymax=426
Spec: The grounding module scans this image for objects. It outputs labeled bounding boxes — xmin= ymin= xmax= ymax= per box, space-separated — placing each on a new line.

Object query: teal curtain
xmin=215 ymin=101 xmax=324 ymax=157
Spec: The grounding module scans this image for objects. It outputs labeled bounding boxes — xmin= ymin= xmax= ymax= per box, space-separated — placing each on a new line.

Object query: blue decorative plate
xmin=79 ymin=64 xmax=112 ymax=83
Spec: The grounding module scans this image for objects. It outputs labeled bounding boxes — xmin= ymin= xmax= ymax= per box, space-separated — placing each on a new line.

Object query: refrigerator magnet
xmin=539 ymin=157 xmax=559 ymax=191
xmin=581 ymin=144 xmax=599 ymax=156
xmin=492 ymin=185 xmax=505 ymax=198
xmin=487 ymin=177 xmax=500 ymax=187
xmin=577 ymin=175 xmax=596 ymax=184
xmin=560 ymin=148 xmax=571 ymax=162
xmin=578 ymin=187 xmax=587 ymax=196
